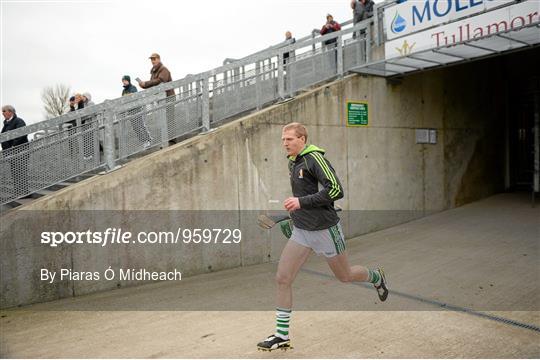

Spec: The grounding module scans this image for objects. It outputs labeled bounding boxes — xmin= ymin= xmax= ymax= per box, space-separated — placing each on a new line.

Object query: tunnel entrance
xmin=504 ymin=48 xmax=540 ymax=202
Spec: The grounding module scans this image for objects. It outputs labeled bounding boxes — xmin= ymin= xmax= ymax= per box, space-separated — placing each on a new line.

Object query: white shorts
xmin=290 ymin=222 xmax=346 ymax=258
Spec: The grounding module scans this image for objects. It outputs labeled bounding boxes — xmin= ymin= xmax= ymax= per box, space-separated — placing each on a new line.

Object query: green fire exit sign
xmin=347 ymin=101 xmax=369 ymax=126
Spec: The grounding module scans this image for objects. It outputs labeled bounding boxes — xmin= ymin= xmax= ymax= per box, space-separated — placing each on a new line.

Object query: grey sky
xmin=1 ymin=0 xmax=357 ymax=125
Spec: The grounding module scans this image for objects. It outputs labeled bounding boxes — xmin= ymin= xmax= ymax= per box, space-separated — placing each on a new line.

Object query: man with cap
xmin=137 ymin=53 xmax=174 ymax=97
xmin=137 ymin=53 xmax=176 ymax=144
xmin=122 ymin=75 xmax=152 ymax=148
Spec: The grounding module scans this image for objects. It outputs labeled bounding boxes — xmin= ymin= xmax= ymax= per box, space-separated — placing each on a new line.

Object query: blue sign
xmin=385 ymin=0 xmax=514 ymax=39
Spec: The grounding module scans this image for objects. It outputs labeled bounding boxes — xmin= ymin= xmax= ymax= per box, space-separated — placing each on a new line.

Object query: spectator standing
xmin=122 ymin=75 xmax=137 ymax=96
xmin=78 ymin=92 xmax=97 ymax=160
xmin=283 ymin=31 xmax=296 ymax=65
xmin=352 ymin=0 xmax=374 ymax=23
xmin=351 ymin=0 xmax=375 ymax=38
xmin=69 ymin=93 xmax=84 ymax=112
xmin=122 ymin=75 xmax=151 ymax=148
xmin=66 ymin=93 xmax=84 ymax=158
xmin=137 ymin=53 xmax=176 ymax=144
xmin=81 ymin=92 xmax=94 ymax=108
xmin=1 ymin=105 xmax=29 ymax=197
xmin=320 ymin=14 xmax=341 ymax=48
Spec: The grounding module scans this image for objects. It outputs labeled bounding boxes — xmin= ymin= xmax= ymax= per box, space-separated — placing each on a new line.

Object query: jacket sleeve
xmin=298 ymin=153 xmax=344 ymax=209
xmin=142 ymin=77 xmax=161 ymax=88
xmin=333 ymin=22 xmax=342 ymax=31
xmin=12 ymin=118 xmax=28 ymax=147
xmin=143 ymin=67 xmax=171 ymax=88
xmin=320 ymin=25 xmax=328 ymax=35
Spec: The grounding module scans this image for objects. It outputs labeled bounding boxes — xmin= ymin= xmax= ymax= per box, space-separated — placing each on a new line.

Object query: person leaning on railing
xmin=79 ymin=93 xmax=97 ymax=160
xmin=320 ymin=14 xmax=341 ymax=49
xmin=136 ymin=53 xmax=176 ymax=145
xmin=351 ymin=0 xmax=374 ymax=38
xmin=65 ymin=93 xmax=84 ymax=158
xmin=65 ymin=92 xmax=97 ymax=161
xmin=283 ymin=31 xmax=296 ymax=65
xmin=69 ymin=93 xmax=85 ymax=112
xmin=1 ymin=105 xmax=30 ymax=198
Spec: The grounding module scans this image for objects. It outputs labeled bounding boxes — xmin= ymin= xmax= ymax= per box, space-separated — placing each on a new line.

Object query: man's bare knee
xmin=276 ymin=272 xmax=294 ymax=287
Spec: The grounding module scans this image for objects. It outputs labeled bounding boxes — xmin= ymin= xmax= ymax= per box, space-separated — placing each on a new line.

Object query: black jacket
xmin=1 ymin=116 xmax=28 ymax=150
xmin=288 ymin=144 xmax=344 ymax=230
xmin=122 ymin=83 xmax=138 ymax=96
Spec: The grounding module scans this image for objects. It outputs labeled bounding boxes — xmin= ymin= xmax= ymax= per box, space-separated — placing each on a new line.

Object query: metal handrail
xmin=0 ymin=19 xmax=366 ymax=143
xmin=222 ymin=19 xmax=355 ymax=65
xmin=0 ymin=18 xmax=375 ymax=205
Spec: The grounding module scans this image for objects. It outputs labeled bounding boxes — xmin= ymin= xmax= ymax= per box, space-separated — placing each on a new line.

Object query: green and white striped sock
xmin=275 ymin=307 xmax=291 ymax=340
xmin=367 ymin=269 xmax=381 ymax=286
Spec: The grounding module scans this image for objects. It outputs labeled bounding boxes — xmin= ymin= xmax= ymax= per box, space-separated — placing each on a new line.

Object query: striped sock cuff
xmin=368 ymin=269 xmax=381 ymax=285
xmin=276 ymin=307 xmax=291 ymax=313
xmin=275 ymin=307 xmax=291 ymax=339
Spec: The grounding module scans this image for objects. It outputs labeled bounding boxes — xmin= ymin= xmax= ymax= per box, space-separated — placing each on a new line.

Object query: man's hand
xmin=284 ymin=197 xmax=301 ymax=211
xmin=137 ymin=80 xmax=144 ymax=88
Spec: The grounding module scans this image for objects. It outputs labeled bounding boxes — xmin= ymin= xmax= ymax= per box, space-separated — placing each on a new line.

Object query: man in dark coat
xmin=122 ymin=75 xmax=152 ymax=148
xmin=122 ymin=75 xmax=138 ymax=96
xmin=1 ymin=105 xmax=30 ymax=197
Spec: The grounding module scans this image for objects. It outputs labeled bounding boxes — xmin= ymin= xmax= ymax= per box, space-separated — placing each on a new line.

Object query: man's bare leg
xmin=325 ymin=253 xmax=369 ymax=282
xmin=257 ymin=240 xmax=311 ymax=350
xmin=276 ymin=240 xmax=312 ymax=309
xmin=326 ymin=253 xmax=389 ymax=301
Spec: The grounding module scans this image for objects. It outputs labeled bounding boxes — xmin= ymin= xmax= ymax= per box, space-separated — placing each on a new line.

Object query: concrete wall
xmin=1 ymin=52 xmax=513 ymax=308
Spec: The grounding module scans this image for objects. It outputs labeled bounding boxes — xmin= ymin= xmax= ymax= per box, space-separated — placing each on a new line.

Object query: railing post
xmin=278 ymin=53 xmax=285 ymax=99
xmin=337 ymin=35 xmax=344 ymax=77
xmin=255 ymin=61 xmax=262 ymax=110
xmin=202 ymin=75 xmax=210 ymax=132
xmin=233 ymin=67 xmax=240 ymax=91
xmin=366 ymin=23 xmax=372 ymax=63
xmin=103 ymin=102 xmax=116 ymax=171
xmin=374 ymin=4 xmax=381 ymax=46
xmin=156 ymin=92 xmax=169 ymax=148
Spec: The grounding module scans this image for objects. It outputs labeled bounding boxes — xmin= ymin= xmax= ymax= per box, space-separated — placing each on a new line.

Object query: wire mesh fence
xmin=0 ymin=20 xmax=371 ymax=205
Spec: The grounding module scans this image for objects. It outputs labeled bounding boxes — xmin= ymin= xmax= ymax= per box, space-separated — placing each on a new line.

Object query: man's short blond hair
xmin=283 ymin=122 xmax=308 ymax=142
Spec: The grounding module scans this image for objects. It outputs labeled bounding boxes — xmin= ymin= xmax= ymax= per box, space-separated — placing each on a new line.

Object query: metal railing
xmin=0 ymin=18 xmax=374 ymax=205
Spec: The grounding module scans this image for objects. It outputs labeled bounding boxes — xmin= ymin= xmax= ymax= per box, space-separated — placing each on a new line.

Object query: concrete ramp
xmin=1 ymin=52 xmax=534 ymax=308
xmin=1 ymin=193 xmax=538 ymax=358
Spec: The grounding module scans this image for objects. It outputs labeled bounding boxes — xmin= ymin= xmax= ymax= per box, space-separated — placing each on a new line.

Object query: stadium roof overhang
xmin=350 ymin=20 xmax=540 ymax=78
